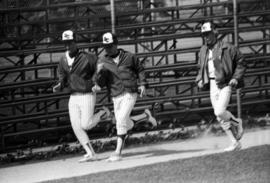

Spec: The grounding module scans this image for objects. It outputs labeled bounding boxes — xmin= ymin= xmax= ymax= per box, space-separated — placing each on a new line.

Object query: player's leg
xmin=130 ymin=109 xmax=157 ymax=128
xmin=227 ymin=111 xmax=243 ymax=140
xmin=68 ymin=94 xmax=96 ymax=162
xmin=215 ymin=86 xmax=241 ymax=151
xmin=80 ymin=93 xmax=110 ymax=130
xmin=212 ymin=84 xmax=243 ymax=140
xmin=107 ymin=93 xmax=137 ymax=162
xmin=217 ymin=86 xmax=243 ymax=140
xmin=116 ymin=92 xmax=137 ymax=135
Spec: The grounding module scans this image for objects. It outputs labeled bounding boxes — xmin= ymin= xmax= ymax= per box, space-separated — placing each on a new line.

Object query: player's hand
xmin=229 ymin=78 xmax=238 ymax=87
xmin=53 ymin=83 xmax=61 ymax=93
xmin=97 ymin=63 xmax=104 ymax=73
xmin=220 ymin=121 xmax=231 ymax=130
xmin=138 ymin=85 xmax=146 ymax=98
xmin=197 ymin=80 xmax=204 ymax=88
xmin=92 ymin=84 xmax=101 ymax=93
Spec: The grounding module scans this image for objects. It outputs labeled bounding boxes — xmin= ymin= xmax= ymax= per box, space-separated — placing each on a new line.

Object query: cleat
xmin=144 ymin=109 xmax=157 ymax=127
xmin=224 ymin=141 xmax=241 ymax=152
xmin=100 ymin=106 xmax=111 ymax=120
xmin=106 ymin=153 xmax=122 ymax=162
xmin=78 ymin=154 xmax=97 ymax=163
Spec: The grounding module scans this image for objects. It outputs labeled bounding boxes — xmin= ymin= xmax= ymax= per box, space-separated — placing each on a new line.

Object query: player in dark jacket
xmin=93 ymin=32 xmax=146 ymax=161
xmin=196 ymin=22 xmax=247 ymax=151
xmin=53 ymin=30 xmax=110 ymax=162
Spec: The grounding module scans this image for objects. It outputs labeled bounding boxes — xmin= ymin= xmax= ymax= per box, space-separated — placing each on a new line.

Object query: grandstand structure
xmin=0 ymin=0 xmax=270 ymax=152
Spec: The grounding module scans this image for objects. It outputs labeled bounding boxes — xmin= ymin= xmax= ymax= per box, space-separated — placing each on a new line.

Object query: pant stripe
xmin=68 ymin=93 xmax=100 ymax=145
xmin=113 ymin=92 xmax=137 ymax=135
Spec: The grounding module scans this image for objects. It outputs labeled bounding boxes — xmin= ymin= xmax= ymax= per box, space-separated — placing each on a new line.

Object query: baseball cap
xmin=62 ymin=30 xmax=74 ymax=41
xmin=102 ymin=32 xmax=118 ymax=45
xmin=201 ymin=22 xmax=213 ymax=33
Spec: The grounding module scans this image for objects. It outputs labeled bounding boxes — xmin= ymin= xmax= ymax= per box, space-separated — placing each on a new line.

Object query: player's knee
xmin=81 ymin=119 xmax=94 ymax=130
xmin=81 ymin=123 xmax=89 ymax=130
xmin=116 ymin=124 xmax=128 ymax=135
xmin=116 ymin=115 xmax=127 ymax=124
xmin=214 ymin=108 xmax=227 ymax=120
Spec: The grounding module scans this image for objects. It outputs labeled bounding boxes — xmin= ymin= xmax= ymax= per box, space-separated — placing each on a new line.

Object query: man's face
xmin=64 ymin=41 xmax=78 ymax=58
xmin=64 ymin=41 xmax=74 ymax=51
xmin=104 ymin=44 xmax=118 ymax=56
xmin=202 ymin=31 xmax=217 ymax=47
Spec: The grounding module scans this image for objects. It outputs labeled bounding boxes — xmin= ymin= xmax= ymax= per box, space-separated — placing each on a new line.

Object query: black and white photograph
xmin=0 ymin=0 xmax=269 ymax=182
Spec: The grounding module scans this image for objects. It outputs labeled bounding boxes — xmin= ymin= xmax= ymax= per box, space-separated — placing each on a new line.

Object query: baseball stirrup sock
xmin=230 ymin=118 xmax=239 ymax=126
xmin=118 ymin=134 xmax=127 ymax=153
xmin=86 ymin=142 xmax=95 ymax=153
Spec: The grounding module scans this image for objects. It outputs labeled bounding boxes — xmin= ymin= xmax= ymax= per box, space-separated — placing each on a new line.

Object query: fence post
xmin=110 ymin=0 xmax=116 ymax=34
xmin=233 ymin=0 xmax=241 ymax=118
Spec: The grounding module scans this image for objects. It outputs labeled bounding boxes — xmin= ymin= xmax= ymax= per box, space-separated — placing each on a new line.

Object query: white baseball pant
xmin=68 ymin=93 xmax=101 ymax=145
xmin=210 ymin=80 xmax=236 ymax=130
xmin=112 ymin=92 xmax=137 ymax=135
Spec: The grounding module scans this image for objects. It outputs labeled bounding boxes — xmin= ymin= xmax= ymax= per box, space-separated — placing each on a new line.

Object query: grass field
xmin=42 ymin=145 xmax=270 ymax=183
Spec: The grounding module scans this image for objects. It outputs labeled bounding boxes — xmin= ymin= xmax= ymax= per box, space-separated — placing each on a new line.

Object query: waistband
xmin=113 ymin=91 xmax=137 ymax=100
xmin=71 ymin=92 xmax=93 ymax=96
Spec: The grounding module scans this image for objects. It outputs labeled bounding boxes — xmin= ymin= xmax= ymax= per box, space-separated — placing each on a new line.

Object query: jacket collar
xmin=104 ymin=49 xmax=125 ymax=64
xmin=105 ymin=49 xmax=124 ymax=58
xmin=202 ymin=40 xmax=229 ymax=50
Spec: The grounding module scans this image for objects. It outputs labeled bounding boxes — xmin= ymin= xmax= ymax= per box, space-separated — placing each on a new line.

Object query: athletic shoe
xmin=106 ymin=153 xmax=122 ymax=162
xmin=144 ymin=109 xmax=157 ymax=127
xmin=224 ymin=141 xmax=241 ymax=152
xmin=78 ymin=154 xmax=97 ymax=163
xmin=100 ymin=106 xmax=111 ymax=120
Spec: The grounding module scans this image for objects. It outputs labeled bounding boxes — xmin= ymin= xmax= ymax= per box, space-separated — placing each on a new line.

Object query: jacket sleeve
xmin=88 ymin=53 xmax=98 ymax=77
xmin=58 ymin=57 xmax=67 ymax=91
xmin=93 ymin=59 xmax=109 ymax=88
xmin=195 ymin=48 xmax=203 ymax=83
xmin=133 ymin=55 xmax=147 ymax=86
xmin=231 ymin=46 xmax=246 ymax=81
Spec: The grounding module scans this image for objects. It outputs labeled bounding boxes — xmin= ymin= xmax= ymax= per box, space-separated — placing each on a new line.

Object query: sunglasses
xmin=201 ymin=31 xmax=213 ymax=37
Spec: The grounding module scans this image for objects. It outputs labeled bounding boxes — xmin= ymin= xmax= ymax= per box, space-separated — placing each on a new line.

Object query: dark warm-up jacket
xmin=58 ymin=51 xmax=97 ymax=93
xmin=195 ymin=40 xmax=246 ymax=89
xmin=95 ymin=49 xmax=146 ymax=97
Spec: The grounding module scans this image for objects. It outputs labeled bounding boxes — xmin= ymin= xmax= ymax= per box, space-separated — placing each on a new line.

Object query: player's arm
xmin=133 ymin=55 xmax=146 ymax=97
xmin=92 ymin=59 xmax=109 ymax=92
xmin=88 ymin=53 xmax=98 ymax=76
xmin=53 ymin=58 xmax=66 ymax=92
xmin=229 ymin=45 xmax=247 ymax=87
xmin=195 ymin=48 xmax=204 ymax=88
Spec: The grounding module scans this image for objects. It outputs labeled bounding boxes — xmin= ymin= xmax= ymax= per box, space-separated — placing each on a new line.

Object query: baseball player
xmin=93 ymin=32 xmax=146 ymax=161
xmin=196 ymin=22 xmax=247 ymax=151
xmin=53 ymin=30 xmax=110 ymax=162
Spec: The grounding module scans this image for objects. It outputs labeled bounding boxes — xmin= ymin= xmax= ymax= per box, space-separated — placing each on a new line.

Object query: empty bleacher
xmin=0 ymin=0 xmax=269 ymax=152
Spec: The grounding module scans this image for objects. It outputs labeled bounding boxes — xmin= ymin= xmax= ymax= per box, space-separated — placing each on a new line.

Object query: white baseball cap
xmin=102 ymin=32 xmax=115 ymax=45
xmin=62 ymin=30 xmax=74 ymax=41
xmin=201 ymin=22 xmax=213 ymax=33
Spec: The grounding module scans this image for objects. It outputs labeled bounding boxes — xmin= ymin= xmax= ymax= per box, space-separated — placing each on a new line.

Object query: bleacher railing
xmin=0 ymin=0 xmax=269 ymax=152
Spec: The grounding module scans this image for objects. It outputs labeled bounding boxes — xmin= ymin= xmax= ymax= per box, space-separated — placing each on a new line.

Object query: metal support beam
xmin=233 ymin=0 xmax=242 ymax=119
xmin=110 ymin=0 xmax=116 ymax=34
